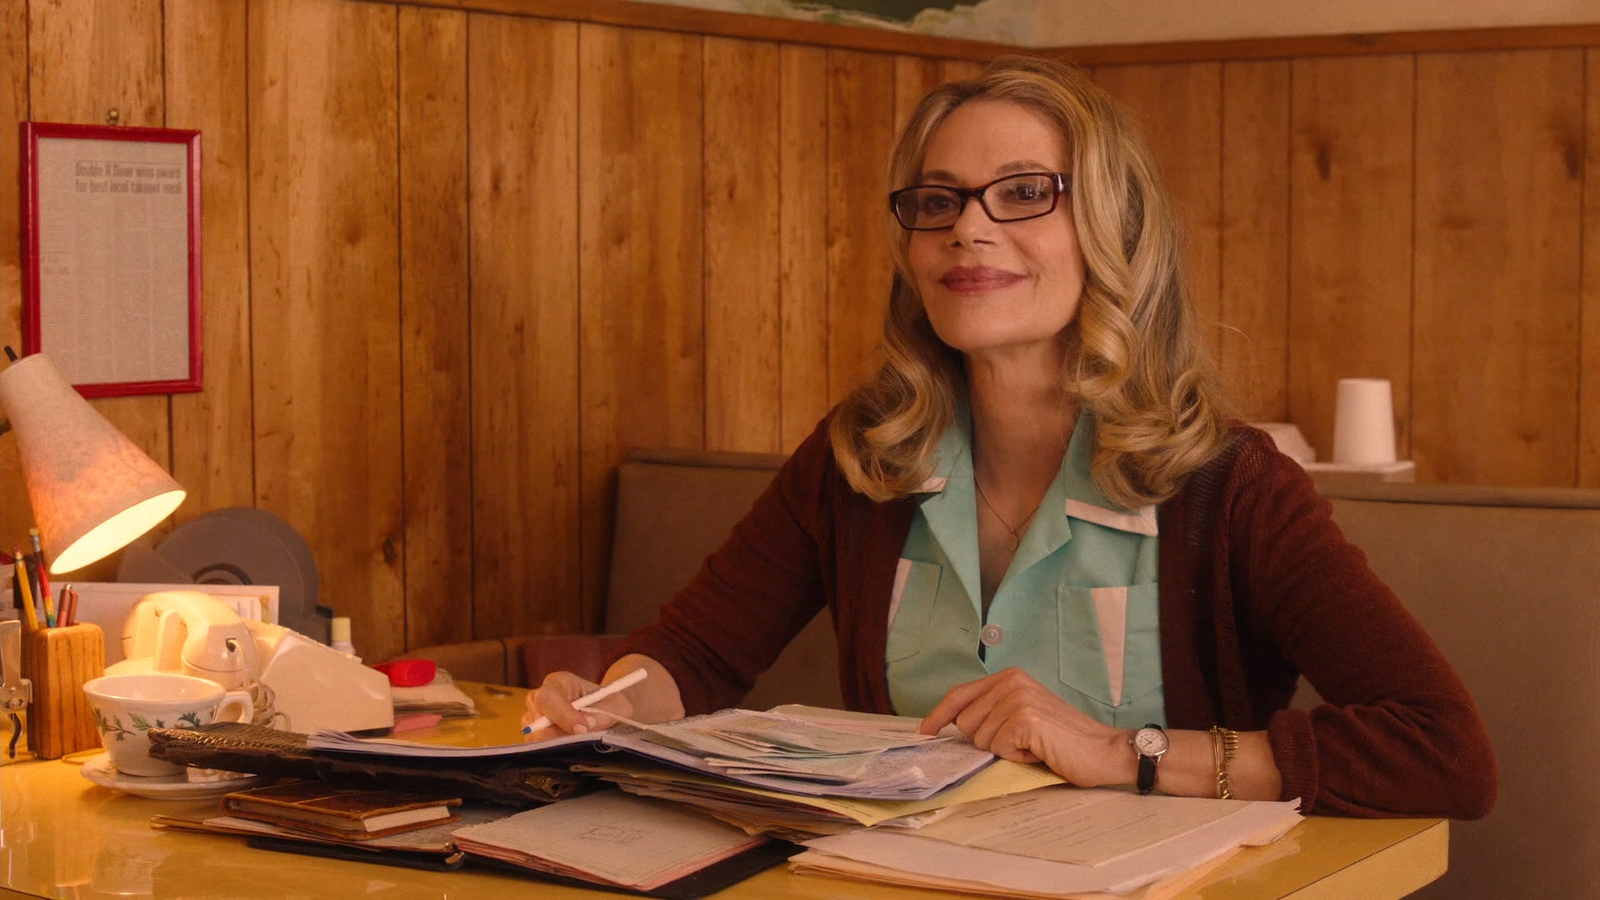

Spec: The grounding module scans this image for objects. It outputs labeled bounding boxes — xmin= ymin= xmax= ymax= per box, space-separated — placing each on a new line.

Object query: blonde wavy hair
xmin=829 ymin=55 xmax=1230 ymax=509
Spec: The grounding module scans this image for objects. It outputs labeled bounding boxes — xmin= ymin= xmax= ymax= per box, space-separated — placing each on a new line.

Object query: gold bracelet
xmin=1209 ymin=727 xmax=1223 ymax=797
xmin=1210 ymin=726 xmax=1238 ymax=800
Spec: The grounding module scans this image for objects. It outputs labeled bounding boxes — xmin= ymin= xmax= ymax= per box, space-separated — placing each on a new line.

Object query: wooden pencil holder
xmin=22 ymin=623 xmax=105 ymax=759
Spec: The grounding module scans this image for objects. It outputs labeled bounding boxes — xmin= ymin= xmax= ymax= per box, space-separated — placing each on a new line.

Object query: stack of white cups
xmin=1331 ymin=378 xmax=1397 ymax=466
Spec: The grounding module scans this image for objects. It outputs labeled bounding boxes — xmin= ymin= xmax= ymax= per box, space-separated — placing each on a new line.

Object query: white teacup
xmin=83 ymin=673 xmax=253 ymax=777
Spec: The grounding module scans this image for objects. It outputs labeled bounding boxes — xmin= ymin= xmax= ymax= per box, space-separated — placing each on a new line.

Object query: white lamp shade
xmin=0 ymin=353 xmax=185 ymax=573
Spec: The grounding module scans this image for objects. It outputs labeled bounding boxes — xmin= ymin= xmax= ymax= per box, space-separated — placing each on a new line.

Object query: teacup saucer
xmin=80 ymin=753 xmax=267 ymax=800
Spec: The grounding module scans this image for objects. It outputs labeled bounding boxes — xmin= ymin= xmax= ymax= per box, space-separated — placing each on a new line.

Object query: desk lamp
xmin=0 ymin=351 xmax=185 ymax=574
xmin=0 ymin=350 xmax=186 ymax=762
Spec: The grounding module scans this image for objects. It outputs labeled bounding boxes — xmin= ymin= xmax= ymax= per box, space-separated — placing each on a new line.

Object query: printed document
xmin=903 ymin=786 xmax=1261 ymax=866
xmin=796 ymin=795 xmax=1302 ymax=897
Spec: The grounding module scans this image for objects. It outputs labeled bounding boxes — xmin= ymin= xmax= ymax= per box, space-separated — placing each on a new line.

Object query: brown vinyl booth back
xmin=1308 ymin=481 xmax=1600 ymax=900
xmin=604 ymin=449 xmax=841 ymax=712
xmin=395 ymin=448 xmax=840 ymax=709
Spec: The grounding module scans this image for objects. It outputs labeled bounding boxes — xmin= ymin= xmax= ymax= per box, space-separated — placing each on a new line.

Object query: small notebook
xmin=222 ymin=781 xmax=461 ymax=840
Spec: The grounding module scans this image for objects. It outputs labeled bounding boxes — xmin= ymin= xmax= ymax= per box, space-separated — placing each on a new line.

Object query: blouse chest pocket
xmin=885 ymin=559 xmax=945 ymax=662
xmin=1057 ymin=582 xmax=1162 ymax=711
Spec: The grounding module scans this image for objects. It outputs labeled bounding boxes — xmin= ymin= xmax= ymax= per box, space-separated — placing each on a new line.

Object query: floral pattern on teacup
xmin=90 ymin=708 xmax=204 ymax=741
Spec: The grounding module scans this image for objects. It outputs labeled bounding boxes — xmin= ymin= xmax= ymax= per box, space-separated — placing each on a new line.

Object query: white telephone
xmin=106 ymin=591 xmax=393 ymax=733
xmin=116 ymin=590 xmax=259 ymax=689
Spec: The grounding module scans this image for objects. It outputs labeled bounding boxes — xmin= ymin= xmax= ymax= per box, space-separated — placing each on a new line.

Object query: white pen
xmin=523 ymin=667 xmax=648 ymax=735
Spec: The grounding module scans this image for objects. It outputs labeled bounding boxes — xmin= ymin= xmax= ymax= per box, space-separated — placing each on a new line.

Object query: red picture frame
xmin=20 ymin=122 xmax=203 ymax=397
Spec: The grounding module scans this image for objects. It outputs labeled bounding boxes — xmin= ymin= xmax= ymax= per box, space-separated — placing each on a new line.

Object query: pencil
xmin=28 ymin=529 xmax=52 ymax=627
xmin=14 ymin=553 xmax=38 ymax=631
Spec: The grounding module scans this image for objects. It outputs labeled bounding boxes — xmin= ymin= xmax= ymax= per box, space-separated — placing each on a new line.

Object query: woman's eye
xmin=922 ymin=193 xmax=957 ymax=213
xmin=1005 ymin=184 xmax=1043 ymax=202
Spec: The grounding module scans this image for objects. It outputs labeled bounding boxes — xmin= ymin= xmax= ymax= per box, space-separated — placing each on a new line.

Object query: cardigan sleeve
xmin=606 ymin=419 xmax=835 ymax=715
xmin=1226 ymin=431 xmax=1497 ymax=819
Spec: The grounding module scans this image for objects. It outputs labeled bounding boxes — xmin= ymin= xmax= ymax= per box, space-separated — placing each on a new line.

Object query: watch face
xmin=1134 ymin=728 xmax=1169 ymax=755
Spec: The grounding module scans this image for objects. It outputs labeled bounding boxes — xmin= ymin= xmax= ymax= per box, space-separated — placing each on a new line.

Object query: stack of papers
xmin=602 ymin=708 xmax=995 ymax=800
xmin=791 ymin=786 xmax=1303 ymax=899
xmin=576 ymin=756 xmax=1066 ymax=841
xmin=390 ymin=677 xmax=477 ymax=718
xmin=309 ymin=706 xmax=996 ymax=802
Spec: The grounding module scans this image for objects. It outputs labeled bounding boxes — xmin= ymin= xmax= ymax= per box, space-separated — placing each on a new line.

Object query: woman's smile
xmin=938 ymin=265 xmax=1026 ymax=293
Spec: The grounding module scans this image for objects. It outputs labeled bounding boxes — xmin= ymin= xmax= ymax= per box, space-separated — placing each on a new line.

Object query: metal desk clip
xmin=1 ymin=620 xmax=32 ymax=758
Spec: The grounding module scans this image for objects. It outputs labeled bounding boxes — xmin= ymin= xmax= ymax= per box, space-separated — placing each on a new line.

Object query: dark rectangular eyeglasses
xmin=889 ymin=172 xmax=1070 ymax=231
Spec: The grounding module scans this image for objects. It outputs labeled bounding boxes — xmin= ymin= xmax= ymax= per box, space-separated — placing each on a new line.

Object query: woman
xmin=526 ymin=56 xmax=1496 ymax=818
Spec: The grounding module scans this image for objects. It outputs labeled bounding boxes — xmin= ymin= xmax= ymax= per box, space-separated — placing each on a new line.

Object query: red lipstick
xmin=939 ymin=266 xmax=1024 ymax=293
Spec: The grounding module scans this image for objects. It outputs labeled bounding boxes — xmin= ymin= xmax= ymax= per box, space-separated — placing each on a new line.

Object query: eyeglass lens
xmin=891 ymin=173 xmax=1060 ymax=230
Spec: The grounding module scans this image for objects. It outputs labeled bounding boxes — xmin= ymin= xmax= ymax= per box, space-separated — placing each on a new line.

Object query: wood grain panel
xmin=400 ymin=7 xmax=471 ymax=649
xmin=468 ymin=13 xmax=580 ymax=639
xmin=1 ymin=0 xmax=30 ymax=546
xmin=26 ymin=0 xmax=168 ymax=579
xmin=826 ymin=49 xmax=896 ymax=404
xmin=249 ymin=0 xmax=404 ymax=661
xmin=1094 ymin=63 xmax=1223 ymax=356
xmin=1050 ymin=24 xmax=1600 ymax=68
xmin=940 ymin=59 xmax=987 ymax=82
xmin=893 ymin=55 xmax=942 ymax=135
xmin=579 ymin=25 xmax=705 ymax=631
xmin=1288 ymin=56 xmax=1414 ymax=464
xmin=704 ymin=37 xmax=781 ymax=454
xmin=1219 ymin=60 xmax=1290 ymax=422
xmin=1413 ymin=50 xmax=1583 ymax=485
xmin=166 ymin=0 xmax=254 ymax=524
xmin=28 ymin=0 xmax=162 ymax=127
xmin=779 ymin=45 xmax=830 ymax=450
xmin=1585 ymin=49 xmax=1600 ymax=489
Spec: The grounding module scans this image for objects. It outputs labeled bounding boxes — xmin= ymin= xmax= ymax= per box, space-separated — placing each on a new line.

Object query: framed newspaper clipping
xmin=20 ymin=122 xmax=203 ymax=397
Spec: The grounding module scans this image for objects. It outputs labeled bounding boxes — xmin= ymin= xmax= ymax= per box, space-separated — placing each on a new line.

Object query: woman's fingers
xmin=919 ymin=670 xmax=1013 ymax=734
xmin=523 ymin=671 xmax=600 ymax=735
xmin=521 ymin=671 xmax=643 ymax=742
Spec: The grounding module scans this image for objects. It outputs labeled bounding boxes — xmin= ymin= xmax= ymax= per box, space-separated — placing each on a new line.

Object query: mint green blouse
xmin=885 ymin=410 xmax=1166 ymax=728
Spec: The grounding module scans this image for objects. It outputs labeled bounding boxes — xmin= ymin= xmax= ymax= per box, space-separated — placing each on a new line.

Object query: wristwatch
xmin=1132 ymin=724 xmax=1169 ymax=795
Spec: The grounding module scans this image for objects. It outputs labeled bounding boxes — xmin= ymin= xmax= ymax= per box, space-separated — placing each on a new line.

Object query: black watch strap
xmin=1136 ymin=753 xmax=1158 ymax=795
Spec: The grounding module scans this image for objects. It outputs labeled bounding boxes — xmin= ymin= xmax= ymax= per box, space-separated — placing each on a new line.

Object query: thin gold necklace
xmin=974 ymin=477 xmax=1032 ymax=552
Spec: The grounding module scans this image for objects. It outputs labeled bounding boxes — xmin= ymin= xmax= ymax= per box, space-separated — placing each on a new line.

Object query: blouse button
xmin=980 ymin=624 xmax=1004 ymax=647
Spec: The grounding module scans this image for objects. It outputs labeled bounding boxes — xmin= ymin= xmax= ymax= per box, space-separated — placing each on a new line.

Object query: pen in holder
xmin=22 ymin=622 xmax=104 ymax=759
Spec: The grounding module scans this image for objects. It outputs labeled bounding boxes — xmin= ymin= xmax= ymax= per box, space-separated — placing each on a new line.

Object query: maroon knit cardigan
xmin=618 ymin=420 xmax=1498 ymax=819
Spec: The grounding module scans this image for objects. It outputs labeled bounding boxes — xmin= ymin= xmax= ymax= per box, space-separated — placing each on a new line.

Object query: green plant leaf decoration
xmin=92 ymin=708 xmax=138 ymax=742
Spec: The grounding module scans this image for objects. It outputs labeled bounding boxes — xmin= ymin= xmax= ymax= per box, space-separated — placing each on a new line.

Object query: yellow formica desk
xmin=0 ymin=683 xmax=1447 ymax=900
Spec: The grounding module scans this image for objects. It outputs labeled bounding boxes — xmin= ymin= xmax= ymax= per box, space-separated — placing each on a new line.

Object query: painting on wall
xmin=642 ymin=0 xmax=1037 ymax=44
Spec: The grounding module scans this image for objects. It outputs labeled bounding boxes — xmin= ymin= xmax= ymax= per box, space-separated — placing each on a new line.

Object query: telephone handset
xmin=119 ymin=590 xmax=260 ymax=690
xmin=107 ymin=590 xmax=393 ymax=733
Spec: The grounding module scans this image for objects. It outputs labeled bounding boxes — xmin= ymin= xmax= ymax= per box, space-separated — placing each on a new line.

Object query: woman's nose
xmin=947 ymin=195 xmax=996 ymax=245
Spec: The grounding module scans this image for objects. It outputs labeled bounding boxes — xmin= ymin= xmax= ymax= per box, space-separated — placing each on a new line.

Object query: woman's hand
xmin=918 ymin=668 xmax=1133 ymax=787
xmin=522 ymin=671 xmax=635 ymax=742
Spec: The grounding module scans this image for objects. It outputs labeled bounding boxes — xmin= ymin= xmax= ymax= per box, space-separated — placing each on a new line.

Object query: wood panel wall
xmin=3 ymin=0 xmax=1599 ymax=661
xmin=0 ymin=0 xmax=982 ymax=661
xmin=1089 ymin=48 xmax=1597 ymax=490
